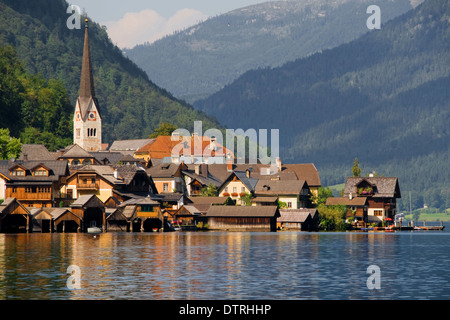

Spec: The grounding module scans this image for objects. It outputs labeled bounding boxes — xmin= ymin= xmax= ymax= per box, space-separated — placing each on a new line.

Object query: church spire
xmin=79 ymin=18 xmax=95 ymax=98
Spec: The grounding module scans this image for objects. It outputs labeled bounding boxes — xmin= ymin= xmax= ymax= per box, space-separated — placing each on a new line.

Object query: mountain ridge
xmin=125 ymin=0 xmax=417 ymax=103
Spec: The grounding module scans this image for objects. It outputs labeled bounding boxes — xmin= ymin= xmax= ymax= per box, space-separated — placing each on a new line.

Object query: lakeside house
xmin=0 ymin=160 xmax=70 ymax=208
xmin=335 ymin=176 xmax=401 ymax=224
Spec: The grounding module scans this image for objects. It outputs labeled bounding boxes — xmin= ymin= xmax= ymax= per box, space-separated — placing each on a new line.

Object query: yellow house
xmin=254 ymin=179 xmax=311 ymax=209
xmin=217 ymin=170 xmax=258 ymax=205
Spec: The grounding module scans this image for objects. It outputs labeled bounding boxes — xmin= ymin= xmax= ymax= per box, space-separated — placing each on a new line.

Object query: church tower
xmin=73 ymin=18 xmax=102 ymax=152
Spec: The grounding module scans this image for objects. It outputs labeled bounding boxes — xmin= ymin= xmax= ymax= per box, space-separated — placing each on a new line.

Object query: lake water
xmin=1 ymin=223 xmax=449 ymax=300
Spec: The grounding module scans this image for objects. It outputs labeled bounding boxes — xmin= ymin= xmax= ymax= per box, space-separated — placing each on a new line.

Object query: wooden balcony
xmin=77 ymin=183 xmax=99 ymax=190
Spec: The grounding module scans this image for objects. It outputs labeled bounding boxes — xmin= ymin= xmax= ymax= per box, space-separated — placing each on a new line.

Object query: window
xmin=89 ymin=112 xmax=95 ymax=119
xmin=374 ymin=210 xmax=383 ymax=216
xmin=225 ymin=187 xmax=228 ymax=192
xmin=87 ymin=128 xmax=96 ymax=137
xmin=11 ymin=170 xmax=24 ymax=176
xmin=76 ymin=128 xmax=81 ymax=138
xmin=241 ymin=187 xmax=245 ymax=193
xmin=233 ymin=187 xmax=237 ymax=193
xmin=141 ymin=205 xmax=154 ymax=212
xmin=163 ymin=183 xmax=169 ymax=192
xmin=34 ymin=170 xmax=48 ymax=176
xmin=287 ymin=202 xmax=292 ymax=208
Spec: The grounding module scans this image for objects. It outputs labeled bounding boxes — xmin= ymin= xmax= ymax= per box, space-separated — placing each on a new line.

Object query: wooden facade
xmin=70 ymin=194 xmax=106 ymax=232
xmin=342 ymin=177 xmax=401 ymax=223
xmin=205 ymin=206 xmax=280 ymax=231
xmin=0 ymin=198 xmax=31 ymax=233
xmin=117 ymin=197 xmax=163 ymax=232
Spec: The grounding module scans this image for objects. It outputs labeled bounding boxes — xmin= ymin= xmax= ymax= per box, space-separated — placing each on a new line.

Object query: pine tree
xmin=352 ymin=157 xmax=361 ymax=177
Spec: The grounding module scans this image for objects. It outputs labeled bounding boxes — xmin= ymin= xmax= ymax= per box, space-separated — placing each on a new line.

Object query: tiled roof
xmin=343 ymin=177 xmax=401 ymax=198
xmin=0 ymin=160 xmax=69 ymax=182
xmin=326 ymin=197 xmax=368 ymax=206
xmin=255 ymin=179 xmax=307 ymax=195
xmin=19 ymin=144 xmax=56 ymax=161
xmin=281 ymin=163 xmax=321 ymax=186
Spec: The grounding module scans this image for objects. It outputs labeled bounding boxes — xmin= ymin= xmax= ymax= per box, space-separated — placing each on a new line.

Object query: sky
xmin=68 ymin=0 xmax=269 ymax=49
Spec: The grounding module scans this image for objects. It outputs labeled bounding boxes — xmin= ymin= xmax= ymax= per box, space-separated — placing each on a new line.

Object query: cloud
xmin=103 ymin=8 xmax=208 ymax=49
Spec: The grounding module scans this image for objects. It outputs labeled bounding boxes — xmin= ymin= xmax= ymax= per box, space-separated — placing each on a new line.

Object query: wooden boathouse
xmin=70 ymin=194 xmax=106 ymax=232
xmin=116 ymin=196 xmax=163 ymax=232
xmin=205 ymin=205 xmax=280 ymax=231
xmin=0 ymin=198 xmax=31 ymax=232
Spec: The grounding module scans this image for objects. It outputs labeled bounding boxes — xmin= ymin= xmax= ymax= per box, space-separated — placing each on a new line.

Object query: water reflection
xmin=0 ymin=229 xmax=449 ymax=300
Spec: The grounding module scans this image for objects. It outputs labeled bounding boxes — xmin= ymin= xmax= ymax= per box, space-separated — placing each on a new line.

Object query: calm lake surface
xmin=1 ymin=223 xmax=450 ymax=300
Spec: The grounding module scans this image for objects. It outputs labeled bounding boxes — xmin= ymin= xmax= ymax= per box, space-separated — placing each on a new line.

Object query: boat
xmin=87 ymin=227 xmax=102 ymax=234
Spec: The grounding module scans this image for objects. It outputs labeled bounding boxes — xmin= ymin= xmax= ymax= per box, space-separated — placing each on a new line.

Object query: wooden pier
xmin=354 ymin=224 xmax=445 ymax=232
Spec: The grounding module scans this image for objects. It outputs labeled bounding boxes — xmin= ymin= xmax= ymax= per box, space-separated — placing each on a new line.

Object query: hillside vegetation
xmin=0 ymin=0 xmax=221 ymax=150
xmin=195 ymin=0 xmax=450 ymax=210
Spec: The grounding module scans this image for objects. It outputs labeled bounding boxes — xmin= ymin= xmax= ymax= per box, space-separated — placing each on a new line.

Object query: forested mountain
xmin=195 ymin=0 xmax=450 ymax=210
xmin=125 ymin=0 xmax=418 ymax=103
xmin=0 ymin=0 xmax=221 ymax=150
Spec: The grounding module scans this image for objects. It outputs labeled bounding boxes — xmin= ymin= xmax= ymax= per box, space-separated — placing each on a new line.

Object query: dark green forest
xmin=195 ymin=0 xmax=450 ymax=210
xmin=0 ymin=0 xmax=222 ymax=150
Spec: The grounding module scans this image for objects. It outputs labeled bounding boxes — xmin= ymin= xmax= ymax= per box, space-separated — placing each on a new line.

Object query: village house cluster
xmin=0 ymin=19 xmax=401 ymax=233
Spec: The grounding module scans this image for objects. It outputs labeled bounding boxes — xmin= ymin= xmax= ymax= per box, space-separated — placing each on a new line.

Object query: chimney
xmin=200 ymin=164 xmax=208 ymax=177
xmin=195 ymin=165 xmax=200 ymax=175
xmin=114 ymin=169 xmax=119 ymax=179
xmin=349 ymin=192 xmax=353 ymax=200
xmin=276 ymin=157 xmax=282 ymax=172
xmin=246 ymin=169 xmax=251 ymax=178
xmin=227 ymin=158 xmax=233 ymax=172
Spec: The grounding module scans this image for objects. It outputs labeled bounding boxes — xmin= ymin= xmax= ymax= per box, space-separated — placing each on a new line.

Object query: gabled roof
xmin=281 ymin=163 xmax=321 ymax=187
xmin=68 ymin=165 xmax=124 ymax=186
xmin=0 ymin=198 xmax=30 ymax=216
xmin=109 ymin=139 xmax=155 ymax=154
xmin=278 ymin=209 xmax=317 ymax=223
xmin=0 ymin=160 xmax=70 ymax=182
xmin=119 ymin=196 xmax=160 ymax=207
xmin=19 ymin=144 xmax=56 ymax=161
xmin=343 ymin=177 xmax=401 ymax=198
xmin=182 ymin=168 xmax=223 ymax=188
xmin=59 ymin=144 xmax=94 ymax=159
xmin=218 ymin=170 xmax=259 ymax=193
xmin=90 ymin=151 xmax=124 ymax=165
xmin=136 ymin=135 xmax=234 ymax=159
xmin=254 ymin=179 xmax=308 ymax=195
xmin=70 ymin=194 xmax=105 ymax=208
xmin=146 ymin=162 xmax=184 ymax=178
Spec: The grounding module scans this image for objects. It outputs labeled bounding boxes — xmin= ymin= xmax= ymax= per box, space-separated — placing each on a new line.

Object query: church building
xmin=73 ymin=19 xmax=102 ymax=152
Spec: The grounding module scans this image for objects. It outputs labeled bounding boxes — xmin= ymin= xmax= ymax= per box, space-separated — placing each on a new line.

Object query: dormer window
xmin=34 ymin=169 xmax=48 ymax=176
xmin=9 ymin=165 xmax=27 ymax=176
xmin=11 ymin=170 xmax=25 ymax=176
